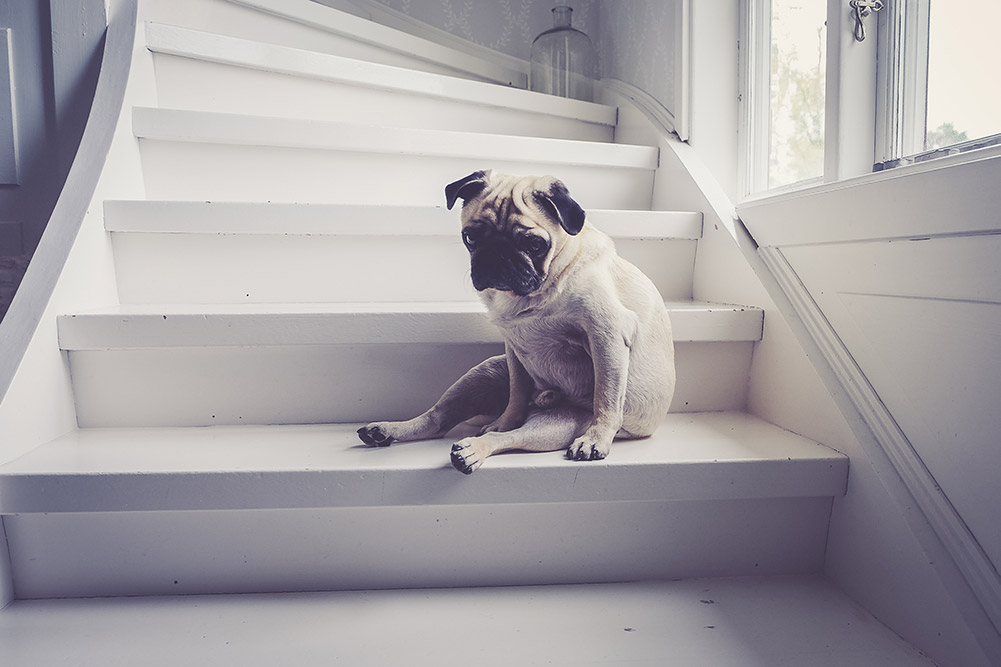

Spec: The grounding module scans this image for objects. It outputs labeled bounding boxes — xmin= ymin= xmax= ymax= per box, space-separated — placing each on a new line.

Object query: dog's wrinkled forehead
xmin=444 ymin=170 xmax=586 ymax=235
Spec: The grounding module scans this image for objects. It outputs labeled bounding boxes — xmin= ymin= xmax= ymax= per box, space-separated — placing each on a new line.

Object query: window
xmin=742 ymin=0 xmax=828 ymax=193
xmin=742 ymin=0 xmax=1001 ymax=195
xmin=918 ymin=1 xmax=1001 ymax=154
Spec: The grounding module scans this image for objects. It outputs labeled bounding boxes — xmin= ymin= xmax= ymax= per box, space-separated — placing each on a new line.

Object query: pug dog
xmin=358 ymin=170 xmax=675 ymax=474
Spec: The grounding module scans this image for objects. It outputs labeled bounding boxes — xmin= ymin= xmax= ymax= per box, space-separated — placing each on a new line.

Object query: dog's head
xmin=445 ymin=170 xmax=586 ymax=296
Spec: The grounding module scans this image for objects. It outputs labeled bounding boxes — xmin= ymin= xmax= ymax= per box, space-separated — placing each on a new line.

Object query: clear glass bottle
xmin=529 ymin=5 xmax=597 ymax=102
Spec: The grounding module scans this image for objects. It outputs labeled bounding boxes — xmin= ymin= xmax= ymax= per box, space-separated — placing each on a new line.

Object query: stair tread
xmin=132 ymin=107 xmax=660 ymax=169
xmin=57 ymin=300 xmax=764 ymax=347
xmin=0 ymin=576 xmax=932 ymax=666
xmin=104 ymin=200 xmax=703 ymax=239
xmin=0 ymin=412 xmax=846 ymax=513
xmin=146 ymin=22 xmax=615 ymax=126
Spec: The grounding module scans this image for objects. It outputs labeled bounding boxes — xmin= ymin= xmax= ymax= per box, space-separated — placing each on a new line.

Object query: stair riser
xmin=111 ymin=234 xmax=697 ymax=304
xmin=6 ymin=498 xmax=830 ymax=598
xmin=137 ymin=141 xmax=656 ymax=209
xmin=143 ymin=0 xmax=521 ymax=85
xmin=67 ymin=342 xmax=751 ymax=427
xmin=153 ymin=55 xmax=613 ymax=142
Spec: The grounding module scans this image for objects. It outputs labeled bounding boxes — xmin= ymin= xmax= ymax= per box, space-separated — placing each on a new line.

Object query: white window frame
xmin=874 ymin=0 xmax=930 ymax=168
xmin=738 ymin=0 xmax=772 ymax=197
xmin=740 ymin=0 xmax=866 ymax=199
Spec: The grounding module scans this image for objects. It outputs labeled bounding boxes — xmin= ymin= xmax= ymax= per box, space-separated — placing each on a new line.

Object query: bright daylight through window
xmin=768 ymin=0 xmax=826 ymax=190
xmin=924 ymin=1 xmax=1001 ymax=153
xmin=745 ymin=0 xmax=1001 ymax=195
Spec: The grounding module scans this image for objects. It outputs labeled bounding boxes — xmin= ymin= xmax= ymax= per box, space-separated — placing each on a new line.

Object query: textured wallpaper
xmin=599 ymin=0 xmax=678 ymax=113
xmin=364 ymin=0 xmax=679 ymax=117
xmin=371 ymin=0 xmax=599 ymax=62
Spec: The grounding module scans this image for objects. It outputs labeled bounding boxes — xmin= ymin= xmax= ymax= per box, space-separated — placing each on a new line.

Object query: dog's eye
xmin=462 ymin=228 xmax=482 ymax=248
xmin=524 ymin=236 xmax=550 ymax=256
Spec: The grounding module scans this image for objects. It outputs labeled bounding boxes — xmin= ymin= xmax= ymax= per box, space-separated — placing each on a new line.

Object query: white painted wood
xmin=0 ymin=0 xmax=136 ymax=411
xmin=739 ymin=151 xmax=1001 ymax=247
xmin=104 ymin=201 xmax=701 ymax=303
xmin=111 ymin=233 xmax=697 ymax=303
xmin=0 ymin=577 xmax=934 ymax=665
xmin=758 ymin=245 xmax=1001 ymax=667
xmin=131 ymin=107 xmax=653 ymax=168
xmin=141 ymin=0 xmax=525 ymax=86
xmin=104 ymin=200 xmax=702 ymax=238
xmin=605 ymin=83 xmax=1000 ymax=664
xmin=0 ymin=412 xmax=845 ymax=514
xmin=0 ymin=0 xmax=140 ymax=612
xmin=63 ymin=340 xmax=753 ymax=427
xmin=823 ymin=0 xmax=878 ymax=183
xmin=132 ymin=108 xmax=659 ymax=208
xmin=152 ymin=52 xmax=607 ymax=142
xmin=146 ymin=22 xmax=613 ymax=141
xmin=56 ymin=302 xmax=760 ymax=425
xmin=57 ymin=301 xmax=762 ymax=348
xmin=137 ymin=142 xmax=657 ymax=208
xmin=0 ymin=413 xmax=842 ymax=595
xmin=779 ymin=237 xmax=1001 ymax=624
xmin=5 ymin=498 xmax=831 ymax=598
xmin=739 ymin=146 xmax=1001 ymax=647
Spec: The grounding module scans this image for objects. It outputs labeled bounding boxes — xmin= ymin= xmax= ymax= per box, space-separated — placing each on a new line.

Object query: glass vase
xmin=529 ymin=5 xmax=597 ymax=102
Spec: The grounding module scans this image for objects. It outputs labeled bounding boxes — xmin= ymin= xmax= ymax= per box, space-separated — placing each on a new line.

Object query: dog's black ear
xmin=445 ymin=171 xmax=488 ymax=210
xmin=534 ymin=180 xmax=585 ymax=235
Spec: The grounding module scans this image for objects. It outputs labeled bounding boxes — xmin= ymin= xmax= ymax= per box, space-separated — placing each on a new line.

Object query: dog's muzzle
xmin=470 ymin=247 xmax=543 ymax=296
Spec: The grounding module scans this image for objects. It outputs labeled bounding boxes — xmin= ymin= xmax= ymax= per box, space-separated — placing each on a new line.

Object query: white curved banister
xmin=0 ymin=0 xmax=138 ymax=404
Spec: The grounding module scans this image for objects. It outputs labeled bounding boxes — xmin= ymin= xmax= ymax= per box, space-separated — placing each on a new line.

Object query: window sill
xmin=738 ymin=141 xmax=1001 ymax=210
xmin=736 ymin=145 xmax=1001 ymax=248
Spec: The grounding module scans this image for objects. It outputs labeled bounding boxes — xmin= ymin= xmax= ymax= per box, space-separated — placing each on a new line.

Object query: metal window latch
xmin=849 ymin=0 xmax=884 ymax=41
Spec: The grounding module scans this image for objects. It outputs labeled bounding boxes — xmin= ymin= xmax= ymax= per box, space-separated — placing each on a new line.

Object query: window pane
xmin=925 ymin=1 xmax=1001 ymax=151
xmin=768 ymin=0 xmax=826 ymax=188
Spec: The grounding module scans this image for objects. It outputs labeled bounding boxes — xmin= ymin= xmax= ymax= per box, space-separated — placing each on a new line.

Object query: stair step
xmin=147 ymin=22 xmax=614 ymax=141
xmin=104 ymin=201 xmax=702 ymax=238
xmin=0 ymin=409 xmax=845 ymax=595
xmin=144 ymin=0 xmax=526 ymax=86
xmin=57 ymin=302 xmax=761 ymax=425
xmin=58 ymin=301 xmax=762 ymax=349
xmin=105 ymin=201 xmax=701 ymax=303
xmin=0 ymin=412 xmax=845 ymax=514
xmin=132 ymin=108 xmax=659 ymax=208
xmin=1 ymin=414 xmax=846 ymax=596
xmin=0 ymin=577 xmax=933 ymax=666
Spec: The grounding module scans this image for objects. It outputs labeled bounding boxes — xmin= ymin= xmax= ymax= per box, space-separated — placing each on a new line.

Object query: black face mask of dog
xmin=445 ymin=170 xmax=586 ymax=296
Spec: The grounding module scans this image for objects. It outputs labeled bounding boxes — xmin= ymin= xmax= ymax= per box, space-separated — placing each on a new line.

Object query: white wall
xmin=597 ymin=0 xmax=679 ymax=113
xmin=337 ymin=0 xmax=598 ymax=62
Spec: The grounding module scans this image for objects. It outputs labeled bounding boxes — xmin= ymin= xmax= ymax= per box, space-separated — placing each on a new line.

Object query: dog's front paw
xmin=566 ymin=430 xmax=612 ymax=461
xmin=357 ymin=424 xmax=396 ymax=447
xmin=450 ymin=441 xmax=483 ymax=475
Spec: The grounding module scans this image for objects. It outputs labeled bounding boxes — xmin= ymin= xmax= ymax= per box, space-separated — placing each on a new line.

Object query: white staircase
xmin=0 ymin=1 xmax=935 ymax=663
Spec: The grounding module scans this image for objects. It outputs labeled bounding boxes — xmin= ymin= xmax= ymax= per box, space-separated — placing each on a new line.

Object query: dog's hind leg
xmin=357 ymin=355 xmax=509 ymax=447
xmin=449 ymin=407 xmax=592 ymax=474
